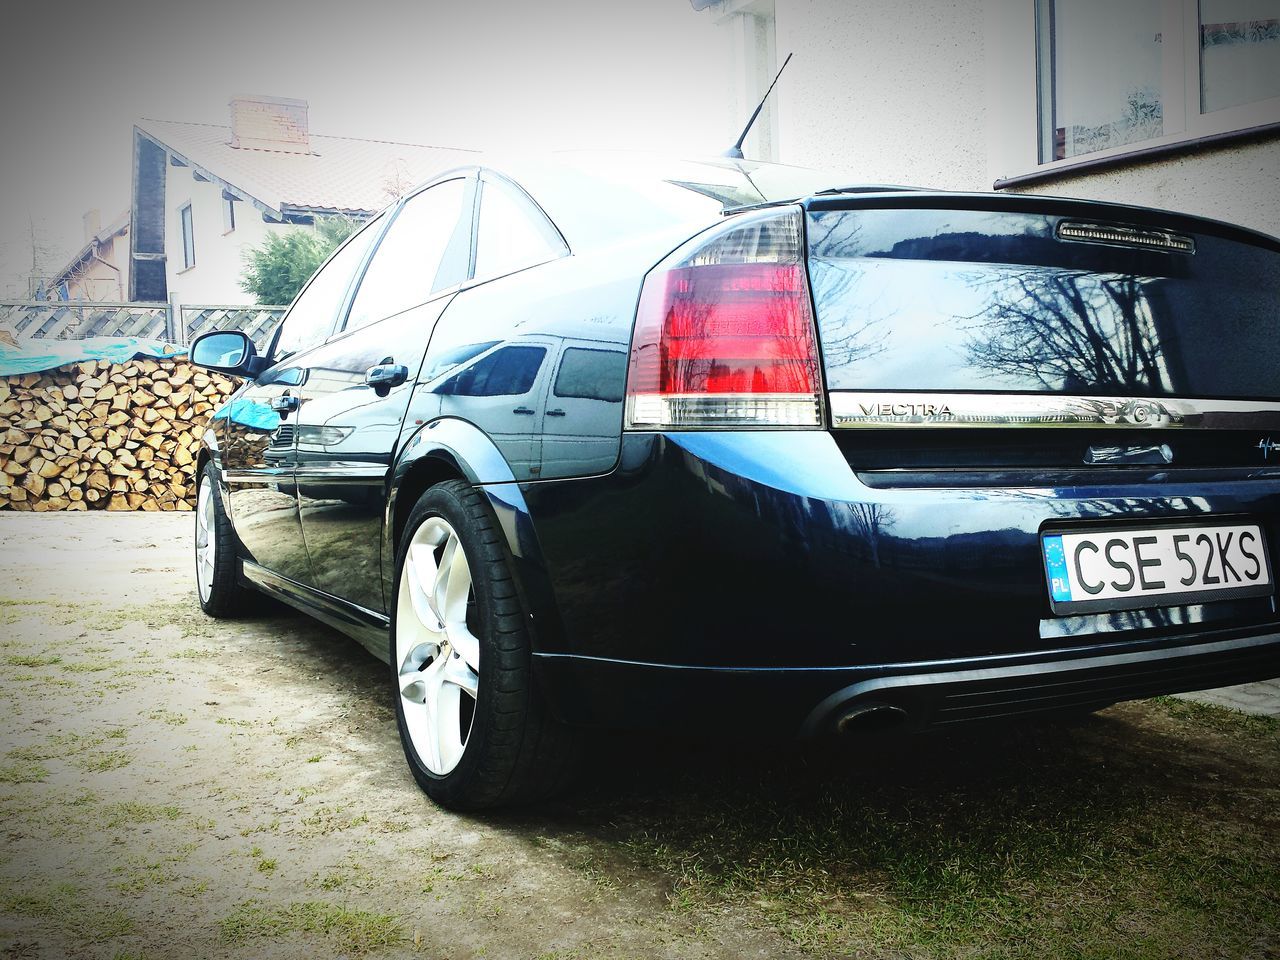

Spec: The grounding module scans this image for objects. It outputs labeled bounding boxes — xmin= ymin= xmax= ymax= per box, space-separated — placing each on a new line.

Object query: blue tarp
xmin=0 ymin=337 xmax=186 ymax=377
xmin=211 ymin=396 xmax=279 ymax=432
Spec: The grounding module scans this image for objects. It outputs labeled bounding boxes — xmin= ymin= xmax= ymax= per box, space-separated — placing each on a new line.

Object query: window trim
xmin=222 ymin=195 xmax=237 ymax=235
xmin=179 ymin=203 xmax=196 ymax=270
xmin=466 ymin=169 xmax=571 ymax=286
xmin=987 ymin=0 xmax=1280 ymax=187
xmin=334 ymin=175 xmax=476 ymax=338
xmin=264 ymin=211 xmax=388 ymax=365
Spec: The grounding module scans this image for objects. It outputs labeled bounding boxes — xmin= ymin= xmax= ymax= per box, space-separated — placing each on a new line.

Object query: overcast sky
xmin=0 ymin=0 xmax=734 ymax=295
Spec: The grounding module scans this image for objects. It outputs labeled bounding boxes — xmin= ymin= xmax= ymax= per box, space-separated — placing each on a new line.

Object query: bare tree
xmin=961 ymin=269 xmax=1171 ymax=393
xmin=847 ymin=502 xmax=898 ymax=568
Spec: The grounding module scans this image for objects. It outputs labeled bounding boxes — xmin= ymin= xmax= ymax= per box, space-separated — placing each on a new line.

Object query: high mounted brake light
xmin=624 ymin=206 xmax=823 ymax=429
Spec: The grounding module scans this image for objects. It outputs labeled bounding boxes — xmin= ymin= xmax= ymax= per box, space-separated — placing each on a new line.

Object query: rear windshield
xmin=807 ymin=207 xmax=1280 ymax=400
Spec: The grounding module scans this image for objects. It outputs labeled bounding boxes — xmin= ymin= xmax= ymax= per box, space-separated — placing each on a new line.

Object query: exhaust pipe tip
xmin=834 ymin=702 xmax=909 ymax=735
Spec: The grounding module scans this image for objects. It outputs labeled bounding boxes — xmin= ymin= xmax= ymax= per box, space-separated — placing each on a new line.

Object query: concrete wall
xmin=735 ymin=0 xmax=1280 ymax=237
xmin=162 ymin=163 xmax=299 ymax=308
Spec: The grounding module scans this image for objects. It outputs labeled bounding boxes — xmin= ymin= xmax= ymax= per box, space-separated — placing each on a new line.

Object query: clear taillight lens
xmin=624 ymin=205 xmax=823 ymax=430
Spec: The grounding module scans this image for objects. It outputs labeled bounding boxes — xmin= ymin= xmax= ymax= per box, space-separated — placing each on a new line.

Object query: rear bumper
xmin=516 ymin=430 xmax=1280 ymax=730
xmin=534 ymin=626 xmax=1280 ymax=735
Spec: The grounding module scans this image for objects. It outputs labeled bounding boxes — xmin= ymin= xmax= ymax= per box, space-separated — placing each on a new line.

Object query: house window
xmin=222 ymin=195 xmax=236 ymax=233
xmin=1036 ymin=0 xmax=1280 ymax=164
xmin=180 ymin=203 xmax=196 ymax=269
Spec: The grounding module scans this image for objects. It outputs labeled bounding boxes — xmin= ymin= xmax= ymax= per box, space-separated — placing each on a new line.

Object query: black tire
xmin=195 ymin=461 xmax=256 ymax=619
xmin=392 ymin=479 xmax=577 ymax=810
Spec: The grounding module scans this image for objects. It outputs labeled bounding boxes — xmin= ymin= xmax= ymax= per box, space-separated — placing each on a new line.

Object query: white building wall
xmin=773 ymin=0 xmax=992 ymax=191
xmin=162 ymin=163 xmax=299 ymax=308
xmin=738 ymin=0 xmax=1280 ymax=237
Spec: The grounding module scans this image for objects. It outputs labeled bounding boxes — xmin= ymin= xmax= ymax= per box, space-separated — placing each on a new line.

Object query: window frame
xmin=222 ymin=195 xmax=237 ymax=234
xmin=179 ymin=203 xmax=196 ymax=270
xmin=467 ymin=170 xmax=571 ymax=285
xmin=264 ymin=212 xmax=388 ymax=366
xmin=335 ymin=175 xmax=476 ymax=338
xmin=989 ymin=0 xmax=1280 ymax=186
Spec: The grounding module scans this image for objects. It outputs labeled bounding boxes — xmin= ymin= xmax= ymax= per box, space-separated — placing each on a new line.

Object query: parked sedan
xmin=190 ymin=153 xmax=1280 ymax=809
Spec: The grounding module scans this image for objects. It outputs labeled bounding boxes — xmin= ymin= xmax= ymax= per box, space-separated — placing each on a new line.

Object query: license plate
xmin=1042 ymin=521 xmax=1273 ymax=614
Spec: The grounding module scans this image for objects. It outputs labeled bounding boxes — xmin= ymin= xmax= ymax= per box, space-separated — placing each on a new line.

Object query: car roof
xmin=426 ymin=152 xmax=867 ymax=252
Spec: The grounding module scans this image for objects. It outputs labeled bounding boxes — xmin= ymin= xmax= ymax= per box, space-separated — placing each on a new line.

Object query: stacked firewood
xmin=0 ymin=359 xmax=237 ymax=511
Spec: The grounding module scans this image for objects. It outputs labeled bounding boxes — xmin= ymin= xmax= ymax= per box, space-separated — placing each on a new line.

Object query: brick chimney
xmin=228 ymin=94 xmax=311 ymax=153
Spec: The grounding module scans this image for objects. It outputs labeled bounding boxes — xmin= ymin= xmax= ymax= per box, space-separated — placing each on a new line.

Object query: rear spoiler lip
xmin=799 ymin=190 xmax=1280 ymax=253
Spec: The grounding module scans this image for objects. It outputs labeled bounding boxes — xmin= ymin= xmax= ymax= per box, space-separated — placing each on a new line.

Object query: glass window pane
xmin=1201 ymin=0 xmax=1280 ymax=113
xmin=553 ymin=348 xmax=626 ymax=402
xmin=272 ymin=217 xmax=381 ymax=362
xmin=439 ymin=346 xmax=546 ymax=397
xmin=1039 ymin=0 xmax=1165 ymax=161
xmin=473 ymin=178 xmax=566 ymax=282
xmin=344 ymin=179 xmax=468 ymax=332
xmin=181 ymin=205 xmax=195 ymax=268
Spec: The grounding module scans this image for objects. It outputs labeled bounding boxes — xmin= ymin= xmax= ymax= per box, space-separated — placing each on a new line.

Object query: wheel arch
xmin=385 ymin=418 xmax=564 ymax=653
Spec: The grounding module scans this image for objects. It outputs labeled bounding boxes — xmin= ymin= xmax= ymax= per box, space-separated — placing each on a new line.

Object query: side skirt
xmin=240 ymin=560 xmax=391 ymax=663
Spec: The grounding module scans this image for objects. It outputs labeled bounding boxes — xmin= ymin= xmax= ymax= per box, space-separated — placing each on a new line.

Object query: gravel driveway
xmin=1 ymin=513 xmax=1277 ymax=959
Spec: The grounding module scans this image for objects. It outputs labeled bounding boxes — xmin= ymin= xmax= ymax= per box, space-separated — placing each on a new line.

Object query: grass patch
xmin=0 ymin=880 xmax=134 ymax=943
xmin=66 ymin=659 xmax=124 ymax=674
xmin=219 ymin=900 xmax=402 ymax=954
xmin=0 ymin=758 xmax=49 ymax=783
xmin=102 ymin=801 xmax=183 ymax=828
xmin=111 ymin=858 xmax=180 ymax=896
xmin=578 ymin=701 xmax=1280 ymax=958
xmin=73 ymin=750 xmax=133 ymax=773
xmin=143 ymin=708 xmax=188 ymax=726
xmin=5 ymin=654 xmax=62 ymax=667
xmin=299 ymin=805 xmax=369 ymax=837
xmin=1151 ymin=696 xmax=1280 ymax=737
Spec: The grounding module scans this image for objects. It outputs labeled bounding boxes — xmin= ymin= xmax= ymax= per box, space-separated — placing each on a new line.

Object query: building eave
xmin=133 ymin=124 xmax=286 ymax=220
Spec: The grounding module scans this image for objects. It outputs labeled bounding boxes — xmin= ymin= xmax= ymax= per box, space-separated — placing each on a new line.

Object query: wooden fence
xmin=0 ymin=301 xmax=287 ymax=348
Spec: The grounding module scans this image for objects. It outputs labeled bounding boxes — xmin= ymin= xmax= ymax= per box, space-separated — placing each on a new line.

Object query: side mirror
xmin=189 ymin=330 xmax=265 ymax=378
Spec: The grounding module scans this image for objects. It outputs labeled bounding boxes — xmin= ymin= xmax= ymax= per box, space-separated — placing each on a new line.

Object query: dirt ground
xmin=0 ymin=513 xmax=1277 ymax=960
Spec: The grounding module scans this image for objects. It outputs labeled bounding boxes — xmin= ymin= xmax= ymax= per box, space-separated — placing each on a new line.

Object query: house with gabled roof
xmin=129 ymin=94 xmax=476 ymax=305
xmin=44 ymin=209 xmax=131 ymax=302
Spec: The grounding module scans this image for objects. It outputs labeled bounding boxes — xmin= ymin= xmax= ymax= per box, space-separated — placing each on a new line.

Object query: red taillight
xmin=625 ymin=206 xmax=822 ymax=429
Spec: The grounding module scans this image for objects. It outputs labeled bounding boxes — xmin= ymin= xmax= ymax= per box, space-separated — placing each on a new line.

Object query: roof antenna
xmin=723 ymin=52 xmax=793 ymax=159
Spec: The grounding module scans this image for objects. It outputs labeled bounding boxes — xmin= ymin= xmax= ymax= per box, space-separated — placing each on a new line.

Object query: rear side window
xmin=438 ymin=345 xmax=546 ymax=397
xmin=553 ymin=347 xmax=626 ymax=402
xmin=473 ymin=177 xmax=567 ymax=282
xmin=273 ymin=216 xmax=382 ymax=362
xmin=344 ymin=179 xmax=468 ymax=332
xmin=421 ymin=340 xmax=500 ymax=383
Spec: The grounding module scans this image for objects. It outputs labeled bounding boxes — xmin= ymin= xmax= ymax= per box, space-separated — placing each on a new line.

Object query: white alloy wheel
xmin=395 ymin=516 xmax=482 ymax=776
xmin=195 ymin=479 xmax=216 ymax=603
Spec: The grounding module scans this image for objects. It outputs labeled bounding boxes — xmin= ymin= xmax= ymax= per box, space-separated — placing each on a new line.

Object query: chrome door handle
xmin=365 ymin=363 xmax=408 ymax=388
xmin=512 ymin=406 xmax=535 ymax=415
xmin=546 ymin=408 xmax=567 ymax=417
xmin=269 ymin=395 xmax=300 ymax=413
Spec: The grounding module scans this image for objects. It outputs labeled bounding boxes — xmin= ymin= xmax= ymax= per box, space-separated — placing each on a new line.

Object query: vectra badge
xmin=1260 ymin=437 xmax=1279 ymax=460
xmin=857 ymin=401 xmax=952 ymax=418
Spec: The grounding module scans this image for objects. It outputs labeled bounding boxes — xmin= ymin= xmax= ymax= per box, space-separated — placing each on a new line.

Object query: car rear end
xmin=527 ymin=182 xmax=1280 ymax=736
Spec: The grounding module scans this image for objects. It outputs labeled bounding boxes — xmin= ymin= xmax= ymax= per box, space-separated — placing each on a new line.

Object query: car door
xmin=411 ymin=171 xmax=570 ymax=481
xmin=293 ymin=176 xmax=474 ymax=612
xmin=222 ymin=216 xmax=384 ymax=583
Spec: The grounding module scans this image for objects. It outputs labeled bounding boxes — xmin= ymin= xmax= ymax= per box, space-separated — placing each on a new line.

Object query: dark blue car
xmin=189 ymin=153 xmax=1280 ymax=809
